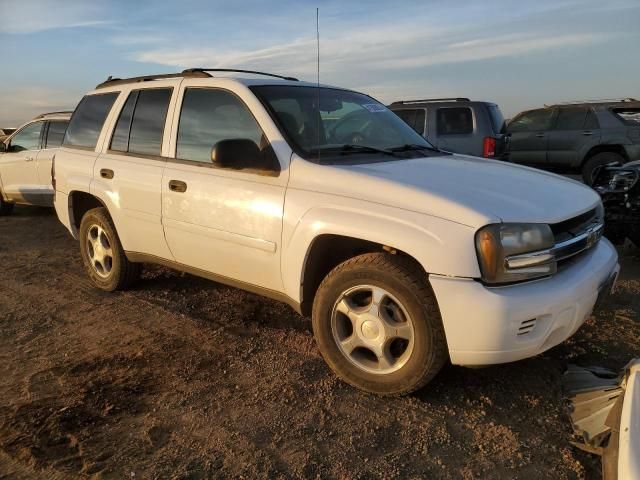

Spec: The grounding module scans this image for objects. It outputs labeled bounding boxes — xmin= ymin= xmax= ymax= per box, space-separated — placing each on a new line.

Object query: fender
xmin=281 ymin=197 xmax=480 ymax=303
xmin=576 ymin=138 xmax=634 ymax=168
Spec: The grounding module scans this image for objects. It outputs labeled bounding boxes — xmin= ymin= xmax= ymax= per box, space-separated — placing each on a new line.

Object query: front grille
xmin=550 ymin=208 xmax=597 ymax=242
xmin=550 ymin=209 xmax=603 ymax=266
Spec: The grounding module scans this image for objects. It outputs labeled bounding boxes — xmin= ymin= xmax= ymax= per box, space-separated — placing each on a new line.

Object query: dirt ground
xmin=0 ymin=206 xmax=638 ymax=480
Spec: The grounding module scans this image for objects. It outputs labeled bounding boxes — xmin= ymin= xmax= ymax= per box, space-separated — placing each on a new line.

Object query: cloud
xmin=132 ymin=25 xmax=609 ymax=82
xmin=0 ymin=0 xmax=109 ymax=34
xmin=0 ymin=87 xmax=80 ymax=126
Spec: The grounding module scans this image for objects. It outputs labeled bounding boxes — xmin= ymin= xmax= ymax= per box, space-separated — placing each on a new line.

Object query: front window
xmin=507 ymin=109 xmax=554 ymax=132
xmin=251 ymin=85 xmax=436 ymax=162
xmin=8 ymin=122 xmax=43 ymax=152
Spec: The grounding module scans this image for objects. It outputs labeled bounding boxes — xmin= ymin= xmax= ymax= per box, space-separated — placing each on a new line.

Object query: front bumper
xmin=430 ymin=238 xmax=619 ymax=366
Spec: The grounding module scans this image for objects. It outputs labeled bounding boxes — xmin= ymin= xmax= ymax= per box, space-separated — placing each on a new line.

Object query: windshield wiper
xmin=334 ymin=144 xmax=396 ymax=156
xmin=390 ymin=143 xmax=440 ymax=153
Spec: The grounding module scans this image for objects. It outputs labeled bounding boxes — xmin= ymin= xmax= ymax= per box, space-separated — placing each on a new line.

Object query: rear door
xmin=92 ymin=85 xmax=176 ymax=260
xmin=35 ymin=120 xmax=68 ymax=205
xmin=546 ymin=107 xmax=601 ymax=168
xmin=505 ymin=109 xmax=555 ymax=165
xmin=0 ymin=121 xmax=44 ymax=204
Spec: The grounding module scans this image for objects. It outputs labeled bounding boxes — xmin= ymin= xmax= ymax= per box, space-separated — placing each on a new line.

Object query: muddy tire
xmin=79 ymin=207 xmax=140 ymax=291
xmin=583 ymin=152 xmax=624 ymax=185
xmin=0 ymin=192 xmax=14 ymax=216
xmin=312 ymin=252 xmax=448 ymax=396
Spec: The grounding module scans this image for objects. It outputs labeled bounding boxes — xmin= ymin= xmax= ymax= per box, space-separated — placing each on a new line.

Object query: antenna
xmin=316 ymin=7 xmax=321 ymax=163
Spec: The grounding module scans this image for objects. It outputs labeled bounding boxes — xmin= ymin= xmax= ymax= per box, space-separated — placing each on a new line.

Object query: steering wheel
xmin=329 ymin=111 xmax=372 ymax=144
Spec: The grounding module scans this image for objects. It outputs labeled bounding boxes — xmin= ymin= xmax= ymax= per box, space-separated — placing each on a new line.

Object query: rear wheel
xmin=312 ymin=252 xmax=448 ymax=396
xmin=583 ymin=152 xmax=625 ymax=185
xmin=79 ymin=207 xmax=140 ymax=291
xmin=0 ymin=192 xmax=14 ymax=216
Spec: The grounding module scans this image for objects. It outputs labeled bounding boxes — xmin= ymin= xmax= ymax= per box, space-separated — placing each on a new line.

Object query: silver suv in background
xmin=0 ymin=111 xmax=71 ymax=214
xmin=388 ymin=98 xmax=507 ymax=159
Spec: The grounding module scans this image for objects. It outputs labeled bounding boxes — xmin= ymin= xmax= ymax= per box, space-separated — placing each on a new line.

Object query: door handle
xmin=581 ymin=131 xmax=593 ymax=136
xmin=100 ymin=168 xmax=114 ymax=179
xmin=25 ymin=156 xmax=35 ymax=162
xmin=169 ymin=180 xmax=187 ymax=193
xmin=535 ymin=133 xmax=545 ymax=138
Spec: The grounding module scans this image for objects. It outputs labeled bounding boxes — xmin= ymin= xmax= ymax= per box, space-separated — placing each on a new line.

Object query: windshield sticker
xmin=362 ymin=103 xmax=387 ymax=113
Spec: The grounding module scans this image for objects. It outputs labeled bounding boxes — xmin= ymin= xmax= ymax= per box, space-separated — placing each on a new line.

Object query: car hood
xmin=293 ymin=153 xmax=601 ymax=228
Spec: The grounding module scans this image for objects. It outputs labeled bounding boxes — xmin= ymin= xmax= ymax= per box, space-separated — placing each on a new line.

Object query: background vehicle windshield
xmin=252 ymin=85 xmax=435 ymax=160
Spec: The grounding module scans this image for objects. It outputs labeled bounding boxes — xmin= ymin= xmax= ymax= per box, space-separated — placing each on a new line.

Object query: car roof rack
xmin=182 ymin=68 xmax=299 ymax=81
xmin=95 ymin=68 xmax=299 ymax=89
xmin=34 ymin=110 xmax=74 ymax=119
xmin=545 ymin=98 xmax=638 ymax=107
xmin=95 ymin=71 xmax=211 ymax=89
xmin=389 ymin=98 xmax=470 ymax=106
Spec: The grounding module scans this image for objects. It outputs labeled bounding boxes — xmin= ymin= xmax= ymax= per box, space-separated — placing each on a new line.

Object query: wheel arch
xmin=67 ymin=190 xmax=109 ymax=235
xmin=581 ymin=143 xmax=630 ymax=167
xmin=282 ymin=206 xmax=479 ymax=316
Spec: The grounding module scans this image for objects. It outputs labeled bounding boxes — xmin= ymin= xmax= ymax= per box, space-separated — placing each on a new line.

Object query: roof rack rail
xmin=34 ymin=110 xmax=74 ymax=119
xmin=182 ymin=68 xmax=299 ymax=81
xmin=95 ymin=71 xmax=211 ymax=89
xmin=389 ymin=98 xmax=470 ymax=105
xmin=95 ymin=68 xmax=299 ymax=89
xmin=545 ymin=98 xmax=638 ymax=107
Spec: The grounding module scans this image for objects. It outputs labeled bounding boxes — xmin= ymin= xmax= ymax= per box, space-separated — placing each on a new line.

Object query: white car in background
xmin=0 ymin=112 xmax=71 ymax=214
xmin=52 ymin=69 xmax=619 ymax=395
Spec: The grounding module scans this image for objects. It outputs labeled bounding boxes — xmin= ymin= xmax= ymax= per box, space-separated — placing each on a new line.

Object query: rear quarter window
xmin=64 ymin=92 xmax=119 ymax=149
xmin=436 ymin=107 xmax=473 ymax=135
xmin=612 ymin=108 xmax=640 ymax=126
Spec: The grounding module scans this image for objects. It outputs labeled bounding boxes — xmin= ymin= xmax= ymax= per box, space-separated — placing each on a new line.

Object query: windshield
xmin=251 ymin=85 xmax=436 ymax=161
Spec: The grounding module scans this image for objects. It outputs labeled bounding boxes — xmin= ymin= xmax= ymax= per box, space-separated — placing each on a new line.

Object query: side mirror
xmin=0 ymin=142 xmax=7 ymax=153
xmin=211 ymin=139 xmax=280 ymax=173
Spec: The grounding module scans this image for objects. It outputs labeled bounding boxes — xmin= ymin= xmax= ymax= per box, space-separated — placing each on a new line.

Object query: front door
xmin=161 ymin=87 xmax=287 ymax=290
xmin=34 ymin=120 xmax=69 ymax=206
xmin=0 ymin=121 xmax=44 ymax=204
xmin=506 ymin=109 xmax=555 ymax=165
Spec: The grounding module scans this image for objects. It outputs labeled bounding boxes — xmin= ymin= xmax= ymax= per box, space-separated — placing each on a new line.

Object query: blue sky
xmin=1 ymin=0 xmax=639 ymax=126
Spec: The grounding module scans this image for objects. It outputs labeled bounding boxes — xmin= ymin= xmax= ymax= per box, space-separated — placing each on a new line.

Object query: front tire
xmin=79 ymin=207 xmax=140 ymax=291
xmin=312 ymin=253 xmax=448 ymax=396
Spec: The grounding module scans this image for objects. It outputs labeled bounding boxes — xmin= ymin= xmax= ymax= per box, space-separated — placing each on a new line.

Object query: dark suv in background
xmin=388 ymin=98 xmax=507 ymax=159
xmin=505 ymin=99 xmax=640 ymax=183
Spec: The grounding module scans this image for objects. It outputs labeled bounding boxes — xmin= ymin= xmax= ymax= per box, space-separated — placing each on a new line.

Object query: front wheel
xmin=312 ymin=253 xmax=448 ymax=395
xmin=79 ymin=207 xmax=140 ymax=291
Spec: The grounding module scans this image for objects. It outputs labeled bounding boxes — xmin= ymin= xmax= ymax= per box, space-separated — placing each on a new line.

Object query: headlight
xmin=475 ymin=223 xmax=556 ymax=284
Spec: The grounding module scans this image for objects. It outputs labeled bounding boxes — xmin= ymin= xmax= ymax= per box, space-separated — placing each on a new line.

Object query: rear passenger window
xmin=584 ymin=110 xmax=600 ymax=129
xmin=64 ymin=93 xmax=118 ymax=149
xmin=437 ymin=108 xmax=473 ymax=135
xmin=177 ymin=88 xmax=264 ymax=164
xmin=554 ymin=108 xmax=587 ymax=130
xmin=45 ymin=121 xmax=68 ymax=148
xmin=395 ymin=109 xmax=425 ymax=135
xmin=110 ymin=88 xmax=172 ymax=156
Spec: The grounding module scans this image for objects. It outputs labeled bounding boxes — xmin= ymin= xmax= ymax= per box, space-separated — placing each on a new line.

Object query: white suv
xmin=52 ymin=69 xmax=619 ymax=395
xmin=0 ymin=111 xmax=71 ymax=214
